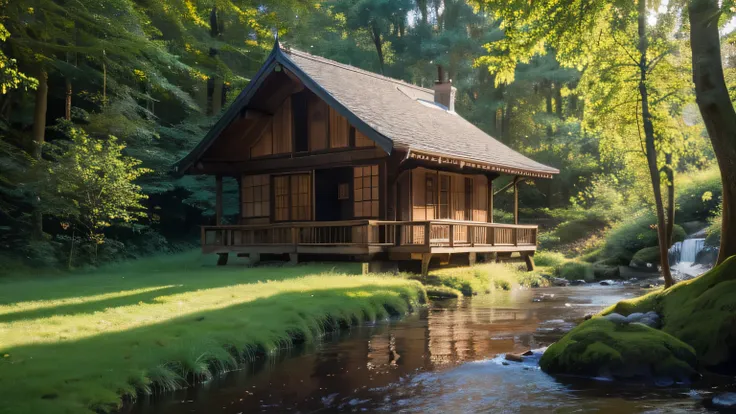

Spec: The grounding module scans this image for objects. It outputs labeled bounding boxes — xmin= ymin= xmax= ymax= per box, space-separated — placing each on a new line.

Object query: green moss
xmin=632 ymin=246 xmax=662 ymax=265
xmin=540 ymin=318 xmax=697 ymax=381
xmin=589 ymin=257 xmax=736 ymax=372
xmin=555 ymin=261 xmax=594 ymax=282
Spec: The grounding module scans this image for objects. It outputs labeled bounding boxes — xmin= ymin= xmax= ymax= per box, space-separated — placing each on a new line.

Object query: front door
xmin=272 ymin=173 xmax=312 ymax=222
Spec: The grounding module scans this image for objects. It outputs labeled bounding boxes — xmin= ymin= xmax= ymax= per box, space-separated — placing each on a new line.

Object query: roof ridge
xmin=282 ymin=47 xmax=434 ymax=95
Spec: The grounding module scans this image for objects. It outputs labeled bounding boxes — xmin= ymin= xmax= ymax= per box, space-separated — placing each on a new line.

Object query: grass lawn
xmin=0 ymin=252 xmax=426 ymax=414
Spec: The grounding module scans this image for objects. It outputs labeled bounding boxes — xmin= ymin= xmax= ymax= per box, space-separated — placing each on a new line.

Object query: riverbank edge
xmin=539 ymin=256 xmax=736 ymax=382
xmin=114 ymin=283 xmax=428 ymax=413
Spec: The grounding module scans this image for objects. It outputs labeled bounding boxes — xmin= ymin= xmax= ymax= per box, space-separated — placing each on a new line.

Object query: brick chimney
xmin=434 ymin=65 xmax=456 ymax=112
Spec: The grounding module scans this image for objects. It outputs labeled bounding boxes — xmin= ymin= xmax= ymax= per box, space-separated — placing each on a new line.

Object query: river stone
xmin=540 ymin=318 xmax=698 ymax=383
xmin=570 ymin=280 xmax=587 ymax=286
xmin=599 ymin=280 xmax=617 ymax=286
xmin=603 ymin=313 xmax=628 ymax=324
xmin=551 ymin=277 xmax=569 ymax=287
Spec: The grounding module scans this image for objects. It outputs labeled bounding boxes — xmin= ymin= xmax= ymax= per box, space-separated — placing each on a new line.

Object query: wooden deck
xmin=201 ymin=220 xmax=538 ymax=257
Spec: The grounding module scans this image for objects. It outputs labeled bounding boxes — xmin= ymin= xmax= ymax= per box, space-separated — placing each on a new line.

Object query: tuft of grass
xmin=534 ymin=251 xmax=567 ymax=268
xmin=555 ymin=261 xmax=595 ymax=282
xmin=425 ymin=285 xmax=463 ymax=299
xmin=0 ymin=251 xmax=426 ymax=414
xmin=421 ymin=262 xmax=546 ymax=295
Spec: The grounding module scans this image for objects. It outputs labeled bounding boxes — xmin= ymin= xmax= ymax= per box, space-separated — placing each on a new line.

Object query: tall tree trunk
xmin=65 ymin=77 xmax=72 ymax=120
xmin=555 ymin=85 xmax=563 ymax=118
xmin=689 ymin=0 xmax=736 ymax=265
xmin=371 ymin=22 xmax=385 ymax=74
xmin=31 ymin=69 xmax=48 ymax=240
xmin=665 ymin=152 xmax=675 ymax=245
xmin=102 ymin=50 xmax=107 ymax=107
xmin=638 ymin=0 xmax=674 ymax=287
xmin=545 ymin=82 xmax=553 ymax=137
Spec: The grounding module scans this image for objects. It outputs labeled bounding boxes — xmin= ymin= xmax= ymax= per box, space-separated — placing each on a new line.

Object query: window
xmin=354 ymin=165 xmax=379 ymax=217
xmin=439 ymin=175 xmax=450 ymax=219
xmin=242 ymin=175 xmax=270 ymax=218
xmin=465 ymin=178 xmax=474 ymax=221
xmin=274 ymin=176 xmax=290 ymax=221
xmin=290 ymin=174 xmax=311 ymax=220
xmin=273 ymin=174 xmax=312 ymax=221
xmin=425 ymin=175 xmax=436 ymax=216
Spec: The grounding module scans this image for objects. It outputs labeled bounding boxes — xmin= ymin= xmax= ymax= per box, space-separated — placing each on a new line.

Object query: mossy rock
xmin=601 ymin=256 xmax=736 ymax=373
xmin=593 ymin=265 xmax=620 ymax=280
xmin=540 ymin=318 xmax=698 ymax=382
xmin=631 ymin=246 xmax=662 ymax=267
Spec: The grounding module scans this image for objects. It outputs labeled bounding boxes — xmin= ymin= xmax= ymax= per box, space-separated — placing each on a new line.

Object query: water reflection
xmin=126 ymin=286 xmax=713 ymax=414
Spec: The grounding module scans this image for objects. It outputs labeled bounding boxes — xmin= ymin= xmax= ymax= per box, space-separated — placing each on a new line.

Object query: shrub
xmin=631 ymin=246 xmax=662 ymax=266
xmin=556 ymin=261 xmax=594 ymax=282
xmin=705 ymin=212 xmax=722 ymax=248
xmin=602 ymin=213 xmax=686 ymax=265
xmin=554 ymin=217 xmax=608 ymax=244
xmin=676 ymin=168 xmax=722 ymax=223
xmin=534 ymin=251 xmax=567 ymax=268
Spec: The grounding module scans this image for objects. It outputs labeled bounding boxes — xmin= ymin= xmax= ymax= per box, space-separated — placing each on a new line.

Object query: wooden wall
xmin=248 ymin=91 xmax=378 ymax=159
xmin=409 ymin=167 xmax=488 ymax=222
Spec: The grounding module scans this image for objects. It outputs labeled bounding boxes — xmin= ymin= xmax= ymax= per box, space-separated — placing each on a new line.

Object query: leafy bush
xmin=676 ymin=168 xmax=722 ymax=223
xmin=631 ymin=246 xmax=661 ymax=266
xmin=556 ymin=261 xmax=594 ymax=282
xmin=602 ymin=213 xmax=686 ymax=265
xmin=554 ymin=216 xmax=608 ymax=244
xmin=535 ymin=251 xmax=567 ymax=268
xmin=705 ymin=212 xmax=722 ymax=248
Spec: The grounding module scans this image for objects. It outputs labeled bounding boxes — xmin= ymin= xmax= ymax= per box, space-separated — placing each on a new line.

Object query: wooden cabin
xmin=176 ymin=42 xmax=559 ymax=275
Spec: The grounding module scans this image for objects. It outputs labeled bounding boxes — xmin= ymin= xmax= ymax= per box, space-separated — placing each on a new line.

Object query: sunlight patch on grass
xmin=0 ymin=252 xmax=426 ymax=414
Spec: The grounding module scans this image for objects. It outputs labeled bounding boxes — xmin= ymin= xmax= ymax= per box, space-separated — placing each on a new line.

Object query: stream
xmin=126 ymin=285 xmax=721 ymax=413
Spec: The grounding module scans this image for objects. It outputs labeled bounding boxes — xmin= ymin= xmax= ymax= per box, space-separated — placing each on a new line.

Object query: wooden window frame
xmin=438 ymin=173 xmax=451 ymax=219
xmin=353 ymin=165 xmax=380 ymax=218
xmin=271 ymin=173 xmax=312 ymax=222
xmin=465 ymin=177 xmax=474 ymax=221
xmin=242 ymin=174 xmax=271 ymax=219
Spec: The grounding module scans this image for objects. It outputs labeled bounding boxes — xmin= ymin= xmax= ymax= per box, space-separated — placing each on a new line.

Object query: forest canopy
xmin=0 ymin=0 xmax=727 ymax=270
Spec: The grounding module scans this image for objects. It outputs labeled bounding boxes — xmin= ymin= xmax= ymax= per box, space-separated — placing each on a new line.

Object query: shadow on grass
xmin=0 ymin=252 xmax=361 ymax=307
xmin=0 ymin=282 xmax=422 ymax=414
xmin=0 ymin=285 xmax=182 ymax=324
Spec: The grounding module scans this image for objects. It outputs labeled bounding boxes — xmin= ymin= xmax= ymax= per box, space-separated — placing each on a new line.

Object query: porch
xmin=202 ymin=219 xmax=538 ymax=273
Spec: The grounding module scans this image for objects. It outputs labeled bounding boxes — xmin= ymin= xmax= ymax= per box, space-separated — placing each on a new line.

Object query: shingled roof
xmin=176 ymin=42 xmax=559 ymax=178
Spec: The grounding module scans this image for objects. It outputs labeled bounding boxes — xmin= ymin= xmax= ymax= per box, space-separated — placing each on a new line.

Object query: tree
xmin=47 ymin=124 xmax=150 ymax=261
xmin=473 ymin=0 xmax=695 ymax=287
xmin=687 ymin=0 xmax=736 ymax=264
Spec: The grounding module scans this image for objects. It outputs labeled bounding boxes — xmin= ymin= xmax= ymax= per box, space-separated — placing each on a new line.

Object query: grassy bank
xmin=421 ymin=262 xmax=550 ymax=296
xmin=0 ymin=253 xmax=426 ymax=414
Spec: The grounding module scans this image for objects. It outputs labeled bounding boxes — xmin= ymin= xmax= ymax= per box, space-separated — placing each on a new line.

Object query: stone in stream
xmin=504 ymin=353 xmax=524 ymax=363
xmin=570 ymin=280 xmax=587 ymax=286
xmin=522 ymin=350 xmax=534 ymax=356
xmin=599 ymin=280 xmax=617 ymax=286
xmin=551 ymin=277 xmax=569 ymax=287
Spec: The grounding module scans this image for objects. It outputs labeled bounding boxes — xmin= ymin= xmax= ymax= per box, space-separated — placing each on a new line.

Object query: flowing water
xmin=126 ymin=286 xmax=725 ymax=414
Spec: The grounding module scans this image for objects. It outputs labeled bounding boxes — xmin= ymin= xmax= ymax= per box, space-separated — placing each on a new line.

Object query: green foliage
xmin=0 ymin=254 xmax=426 ymax=413
xmin=555 ymin=261 xmax=594 ymax=282
xmin=676 ymin=167 xmax=722 ymax=224
xmin=631 ymin=246 xmax=662 ymax=266
xmin=705 ymin=212 xmax=722 ymax=247
xmin=534 ymin=250 xmax=567 ymax=268
xmin=424 ymin=262 xmax=546 ymax=295
xmin=425 ymin=285 xmax=462 ymax=300
xmin=602 ymin=213 xmax=686 ymax=265
xmin=47 ymin=124 xmax=150 ymax=242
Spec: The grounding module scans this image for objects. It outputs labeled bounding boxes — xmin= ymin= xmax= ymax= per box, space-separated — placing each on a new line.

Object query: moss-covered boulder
xmin=540 ymin=318 xmax=698 ymax=382
xmin=590 ymin=256 xmax=736 ymax=374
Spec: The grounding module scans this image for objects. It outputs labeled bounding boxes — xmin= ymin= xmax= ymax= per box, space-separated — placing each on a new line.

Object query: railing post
xmin=469 ymin=225 xmax=474 ymax=247
xmin=424 ymin=222 xmax=431 ymax=247
xmin=514 ymin=227 xmax=518 ymax=247
xmin=394 ymin=224 xmax=401 ymax=246
xmin=449 ymin=224 xmax=454 ymax=247
xmin=490 ymin=226 xmax=496 ymax=246
xmin=292 ymin=226 xmax=298 ymax=247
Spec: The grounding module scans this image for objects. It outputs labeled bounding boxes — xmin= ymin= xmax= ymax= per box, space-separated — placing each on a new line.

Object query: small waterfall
xmin=669 ymin=238 xmax=706 ymax=265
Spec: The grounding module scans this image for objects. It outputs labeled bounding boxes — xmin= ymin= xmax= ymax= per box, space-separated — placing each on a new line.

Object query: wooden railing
xmin=202 ymin=220 xmax=537 ymax=251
